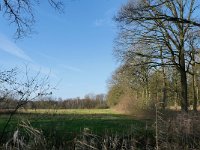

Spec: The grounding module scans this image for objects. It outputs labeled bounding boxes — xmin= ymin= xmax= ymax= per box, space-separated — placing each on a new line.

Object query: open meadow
xmin=0 ymin=109 xmax=154 ymax=149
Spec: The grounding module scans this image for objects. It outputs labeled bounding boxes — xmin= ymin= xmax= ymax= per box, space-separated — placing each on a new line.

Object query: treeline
xmin=27 ymin=97 xmax=108 ymax=109
xmin=107 ymin=64 xmax=200 ymax=112
xmin=107 ymin=0 xmax=200 ymax=113
xmin=0 ymin=94 xmax=108 ymax=110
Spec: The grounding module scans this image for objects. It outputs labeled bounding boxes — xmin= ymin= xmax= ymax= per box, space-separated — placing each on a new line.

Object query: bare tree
xmin=0 ymin=67 xmax=52 ymax=143
xmin=115 ymin=0 xmax=200 ymax=112
xmin=1 ymin=0 xmax=64 ymax=39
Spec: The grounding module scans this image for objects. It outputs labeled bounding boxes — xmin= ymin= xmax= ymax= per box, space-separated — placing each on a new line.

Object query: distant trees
xmin=0 ymin=94 xmax=108 ymax=111
xmin=113 ymin=0 xmax=200 ymax=112
xmin=16 ymin=93 xmax=108 ymax=110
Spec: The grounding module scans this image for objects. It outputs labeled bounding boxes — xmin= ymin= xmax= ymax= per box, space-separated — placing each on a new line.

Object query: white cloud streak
xmin=0 ymin=34 xmax=32 ymax=62
xmin=0 ymin=34 xmax=81 ymax=79
xmin=0 ymin=34 xmax=57 ymax=78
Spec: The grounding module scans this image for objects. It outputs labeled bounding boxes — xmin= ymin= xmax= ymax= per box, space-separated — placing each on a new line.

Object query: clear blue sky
xmin=0 ymin=0 xmax=125 ymax=99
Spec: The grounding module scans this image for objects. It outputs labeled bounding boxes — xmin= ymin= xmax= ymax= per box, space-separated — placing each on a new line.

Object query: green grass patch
xmin=0 ymin=109 xmax=154 ymax=146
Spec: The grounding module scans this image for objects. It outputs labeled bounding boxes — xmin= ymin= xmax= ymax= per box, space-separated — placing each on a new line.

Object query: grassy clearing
xmin=17 ymin=109 xmax=153 ymax=134
xmin=0 ymin=109 xmax=154 ymax=148
xmin=1 ymin=109 xmax=200 ymax=149
xmin=0 ymin=109 xmax=154 ymax=149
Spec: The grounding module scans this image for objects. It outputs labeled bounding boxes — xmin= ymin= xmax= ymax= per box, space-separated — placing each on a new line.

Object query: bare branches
xmin=2 ymin=0 xmax=64 ymax=39
xmin=115 ymin=0 xmax=200 ymax=72
xmin=0 ymin=67 xmax=52 ymax=142
xmin=114 ymin=0 xmax=200 ymax=112
xmin=3 ymin=0 xmax=35 ymax=39
xmin=116 ymin=0 xmax=200 ymax=27
xmin=48 ymin=0 xmax=64 ymax=13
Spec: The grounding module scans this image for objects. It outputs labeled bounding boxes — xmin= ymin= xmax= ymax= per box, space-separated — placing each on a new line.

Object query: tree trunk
xmin=192 ymin=72 xmax=197 ymax=111
xmin=162 ymin=70 xmax=167 ymax=109
xmin=160 ymin=48 xmax=167 ymax=109
xmin=173 ymin=69 xmax=179 ymax=109
xmin=179 ymin=63 xmax=188 ymax=112
xmin=179 ymin=18 xmax=188 ymax=112
xmin=146 ymin=82 xmax=150 ymax=106
xmin=191 ymin=50 xmax=197 ymax=112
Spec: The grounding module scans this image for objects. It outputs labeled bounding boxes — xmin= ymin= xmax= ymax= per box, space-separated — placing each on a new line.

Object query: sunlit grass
xmin=19 ymin=108 xmax=120 ymax=115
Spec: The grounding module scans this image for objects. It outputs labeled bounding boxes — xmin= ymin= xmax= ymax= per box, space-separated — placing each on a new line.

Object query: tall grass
xmin=2 ymin=120 xmax=46 ymax=150
xmin=155 ymin=110 xmax=200 ymax=149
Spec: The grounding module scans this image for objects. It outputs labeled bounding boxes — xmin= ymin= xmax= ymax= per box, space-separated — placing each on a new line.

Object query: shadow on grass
xmin=0 ymin=111 xmax=154 ymax=140
xmin=0 ymin=110 xmax=157 ymax=149
xmin=1 ymin=109 xmax=199 ymax=149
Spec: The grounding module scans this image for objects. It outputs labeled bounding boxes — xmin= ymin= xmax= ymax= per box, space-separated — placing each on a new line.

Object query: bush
xmin=155 ymin=110 xmax=200 ymax=149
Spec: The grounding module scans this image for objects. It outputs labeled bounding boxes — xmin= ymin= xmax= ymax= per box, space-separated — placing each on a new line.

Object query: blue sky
xmin=0 ymin=0 xmax=125 ymax=99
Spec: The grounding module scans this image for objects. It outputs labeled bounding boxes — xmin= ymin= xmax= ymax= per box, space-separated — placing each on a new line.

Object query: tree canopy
xmin=112 ymin=0 xmax=200 ymax=112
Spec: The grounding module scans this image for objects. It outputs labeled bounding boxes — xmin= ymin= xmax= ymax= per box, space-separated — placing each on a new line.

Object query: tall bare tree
xmin=115 ymin=0 xmax=200 ymax=112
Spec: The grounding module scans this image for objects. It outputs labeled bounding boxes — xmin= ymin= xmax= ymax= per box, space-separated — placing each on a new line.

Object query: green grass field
xmin=0 ymin=109 xmax=154 ymax=147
